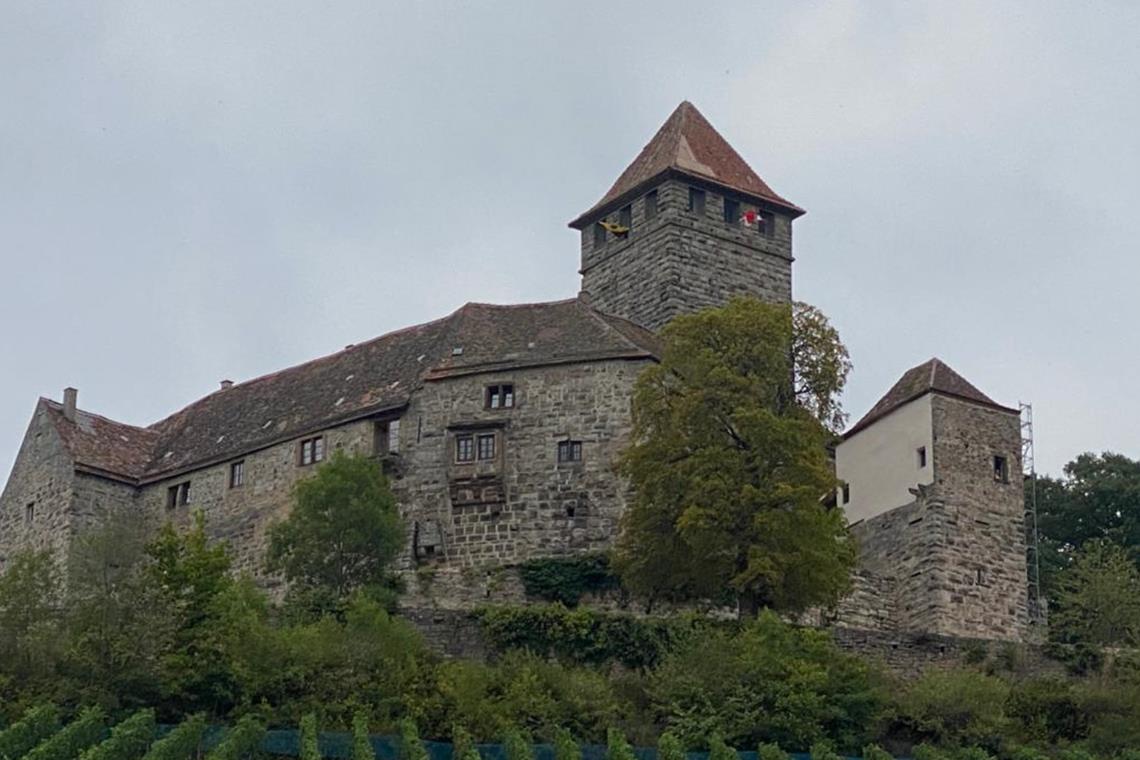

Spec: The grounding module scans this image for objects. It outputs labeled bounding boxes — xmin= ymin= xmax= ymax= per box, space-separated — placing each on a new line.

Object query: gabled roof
xmin=570 ymin=101 xmax=803 ymax=228
xmin=844 ymin=358 xmax=1017 ymax=439
xmin=45 ymin=297 xmax=659 ymax=483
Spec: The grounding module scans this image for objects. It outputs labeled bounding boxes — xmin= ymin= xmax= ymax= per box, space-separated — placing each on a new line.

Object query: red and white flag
xmin=740 ymin=209 xmax=759 ymax=227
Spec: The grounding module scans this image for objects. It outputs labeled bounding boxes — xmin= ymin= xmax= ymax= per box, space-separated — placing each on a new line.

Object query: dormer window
xmin=486 ymin=384 xmax=514 ymax=409
xmin=688 ymin=187 xmax=706 ymax=215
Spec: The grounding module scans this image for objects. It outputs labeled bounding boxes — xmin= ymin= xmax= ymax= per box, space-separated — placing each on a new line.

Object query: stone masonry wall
xmin=580 ymin=179 xmax=793 ymax=330
xmin=930 ymin=396 xmax=1028 ymax=640
xmin=393 ymin=357 xmax=649 ymax=608
xmin=0 ymin=402 xmax=77 ymax=568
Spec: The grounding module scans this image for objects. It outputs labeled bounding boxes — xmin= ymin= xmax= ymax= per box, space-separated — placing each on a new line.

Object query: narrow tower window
xmin=645 ymin=190 xmax=658 ymax=220
xmin=688 ymin=187 xmax=706 ymax=215
xmin=619 ymin=204 xmax=632 ymax=231
xmin=229 ymin=460 xmax=244 ymax=489
xmin=841 ymin=483 xmax=851 ymax=504
xmin=993 ymin=455 xmax=1009 ymax=483
xmin=25 ymin=502 xmax=34 ymax=523
xmin=593 ymin=223 xmax=606 ymax=247
xmin=724 ymin=198 xmax=740 ymax=224
xmin=917 ymin=447 xmax=927 ymax=468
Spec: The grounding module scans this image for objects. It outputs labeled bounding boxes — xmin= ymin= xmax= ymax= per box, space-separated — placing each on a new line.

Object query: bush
xmin=893 ymin=669 xmax=1009 ymax=749
xmin=709 ymin=734 xmax=737 ymax=760
xmin=0 ymin=704 xmax=60 ymax=760
xmin=757 ymin=743 xmax=788 ymax=760
xmin=809 ymin=743 xmax=840 ymax=760
xmin=300 ymin=714 xmax=319 ymax=760
xmin=141 ymin=715 xmax=206 ymax=760
xmin=80 ymin=709 xmax=156 ymax=760
xmin=503 ymin=729 xmax=533 ymax=760
xmin=605 ymin=729 xmax=636 ymax=760
xmin=205 ymin=716 xmax=265 ymax=760
xmin=954 ymin=748 xmax=993 ymax=760
xmin=518 ymin=554 xmax=619 ymax=607
xmin=911 ymin=745 xmax=949 ymax=760
xmin=24 ymin=707 xmax=105 ymax=760
xmin=1004 ymin=746 xmax=1048 ymax=760
xmin=1006 ymin=678 xmax=1090 ymax=744
xmin=861 ymin=745 xmax=892 ymax=760
xmin=351 ymin=714 xmax=374 ymax=760
xmin=553 ymin=728 xmax=580 ymax=760
xmin=453 ymin=725 xmax=480 ymax=760
xmin=658 ymin=733 xmax=685 ymax=760
xmin=399 ymin=720 xmax=429 ymax=760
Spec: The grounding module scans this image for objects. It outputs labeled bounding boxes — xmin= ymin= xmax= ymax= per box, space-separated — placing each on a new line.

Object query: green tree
xmin=613 ymin=297 xmax=855 ymax=614
xmin=0 ymin=551 xmax=63 ymax=691
xmin=1052 ymin=541 xmax=1140 ymax=648
xmin=267 ymin=452 xmax=405 ymax=615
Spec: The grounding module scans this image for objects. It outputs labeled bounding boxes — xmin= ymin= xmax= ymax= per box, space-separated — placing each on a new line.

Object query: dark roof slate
xmin=844 ymin=358 xmax=1015 ymax=439
xmin=571 ymin=101 xmax=803 ymax=227
xmin=48 ymin=298 xmax=658 ymax=482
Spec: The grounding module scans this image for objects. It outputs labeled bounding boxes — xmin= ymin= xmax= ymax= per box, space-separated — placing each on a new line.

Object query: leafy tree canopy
xmin=1052 ymin=540 xmax=1140 ymax=649
xmin=613 ymin=297 xmax=855 ymax=613
xmin=268 ymin=452 xmax=405 ymax=613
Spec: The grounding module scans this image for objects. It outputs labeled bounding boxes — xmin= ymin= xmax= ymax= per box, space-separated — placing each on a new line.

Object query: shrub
xmin=24 ymin=707 xmax=105 ymax=760
xmin=605 ymin=729 xmax=636 ymax=760
xmin=757 ymin=743 xmax=788 ymax=760
xmin=1004 ymin=746 xmax=1048 ymax=760
xmin=141 ymin=715 xmax=207 ymax=760
xmin=205 ymin=715 xmax=265 ymax=760
xmin=399 ymin=720 xmax=429 ymax=760
xmin=1056 ymin=750 xmax=1096 ymax=760
xmin=911 ymin=745 xmax=949 ymax=760
xmin=351 ymin=714 xmax=374 ymax=760
xmin=503 ymin=729 xmax=533 ymax=760
xmin=552 ymin=728 xmax=580 ymax=760
xmin=1006 ymin=678 xmax=1090 ymax=744
xmin=658 ymin=733 xmax=685 ymax=760
xmin=453 ymin=726 xmax=481 ymax=760
xmin=518 ymin=554 xmax=619 ymax=607
xmin=708 ymin=734 xmax=737 ymax=760
xmin=0 ymin=704 xmax=60 ymax=760
xmin=80 ymin=709 xmax=156 ymax=760
xmin=300 ymin=714 xmax=320 ymax=760
xmin=809 ymin=743 xmax=840 ymax=760
xmin=893 ymin=669 xmax=1009 ymax=749
xmin=861 ymin=745 xmax=892 ymax=760
xmin=954 ymin=748 xmax=993 ymax=760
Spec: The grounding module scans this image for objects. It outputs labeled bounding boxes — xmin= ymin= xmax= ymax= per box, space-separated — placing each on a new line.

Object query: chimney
xmin=63 ymin=387 xmax=78 ymax=422
xmin=220 ymin=380 xmax=234 ymax=391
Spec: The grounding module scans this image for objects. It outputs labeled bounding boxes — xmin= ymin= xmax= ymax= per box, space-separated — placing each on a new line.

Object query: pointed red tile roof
xmin=844 ymin=358 xmax=1016 ymax=439
xmin=570 ymin=101 xmax=803 ymax=228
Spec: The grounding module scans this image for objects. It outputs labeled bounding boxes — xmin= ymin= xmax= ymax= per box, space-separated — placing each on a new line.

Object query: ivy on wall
xmin=517 ymin=553 xmax=620 ymax=607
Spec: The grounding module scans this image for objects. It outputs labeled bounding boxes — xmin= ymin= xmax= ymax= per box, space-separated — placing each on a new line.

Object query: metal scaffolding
xmin=1020 ymin=402 xmax=1044 ymax=624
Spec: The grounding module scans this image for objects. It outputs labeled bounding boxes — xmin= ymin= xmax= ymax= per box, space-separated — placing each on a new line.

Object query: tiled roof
xmin=47 ymin=298 xmax=658 ymax=483
xmin=844 ymin=358 xmax=1016 ymax=439
xmin=570 ymin=101 xmax=803 ymax=227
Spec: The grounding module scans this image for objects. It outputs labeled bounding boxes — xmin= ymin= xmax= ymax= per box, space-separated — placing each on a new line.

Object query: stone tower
xmin=569 ymin=101 xmax=805 ymax=331
xmin=836 ymin=359 xmax=1030 ymax=641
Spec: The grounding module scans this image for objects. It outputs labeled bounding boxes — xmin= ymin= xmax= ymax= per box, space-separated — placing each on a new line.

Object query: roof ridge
xmin=41 ymin=398 xmax=156 ymax=436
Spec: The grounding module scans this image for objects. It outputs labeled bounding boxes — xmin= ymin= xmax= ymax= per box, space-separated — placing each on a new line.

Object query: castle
xmin=0 ymin=102 xmax=1031 ymax=643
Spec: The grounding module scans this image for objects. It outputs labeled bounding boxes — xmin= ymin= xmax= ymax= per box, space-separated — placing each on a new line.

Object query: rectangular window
xmin=758 ymin=210 xmax=774 ymax=237
xmin=24 ymin=502 xmax=34 ymax=523
xmin=619 ymin=204 xmax=632 ymax=231
xmin=558 ymin=440 xmax=583 ymax=463
xmin=477 ymin=433 xmax=496 ymax=461
xmin=593 ymin=223 xmax=606 ymax=247
xmin=300 ymin=436 xmax=325 ymax=466
xmin=841 ymin=483 xmax=851 ymax=504
xmin=229 ymin=460 xmax=245 ymax=489
xmin=993 ymin=455 xmax=1009 ymax=483
xmin=486 ymin=384 xmax=515 ymax=409
xmin=688 ymin=187 xmax=706 ymax=215
xmin=388 ymin=419 xmax=401 ymax=454
xmin=724 ymin=198 xmax=740 ymax=224
xmin=917 ymin=446 xmax=927 ymax=469
xmin=456 ymin=434 xmax=475 ymax=463
xmin=645 ymin=190 xmax=658 ymax=220
xmin=374 ymin=419 xmax=401 ymax=455
xmin=166 ymin=481 xmax=190 ymax=509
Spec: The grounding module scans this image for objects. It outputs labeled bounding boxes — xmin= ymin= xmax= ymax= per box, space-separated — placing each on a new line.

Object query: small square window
xmin=456 ymin=435 xmax=474 ymax=463
xmin=841 ymin=483 xmax=851 ymax=504
xmin=300 ymin=436 xmax=325 ymax=466
xmin=724 ymin=198 xmax=740 ymax=224
xmin=477 ymin=433 xmax=496 ymax=461
xmin=645 ymin=190 xmax=658 ymax=220
xmin=593 ymin=223 xmax=606 ymax=247
xmin=993 ymin=455 xmax=1009 ymax=483
xmin=558 ymin=440 xmax=583 ymax=463
xmin=229 ymin=460 xmax=245 ymax=489
xmin=24 ymin=502 xmax=34 ymax=523
xmin=486 ymin=384 xmax=515 ymax=410
xmin=166 ymin=481 xmax=190 ymax=509
xmin=917 ymin=447 xmax=927 ymax=469
xmin=619 ymin=204 xmax=632 ymax=231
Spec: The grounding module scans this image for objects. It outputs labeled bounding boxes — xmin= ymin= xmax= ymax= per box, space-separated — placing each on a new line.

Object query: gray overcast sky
xmin=2 ymin=1 xmax=1138 ymax=481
